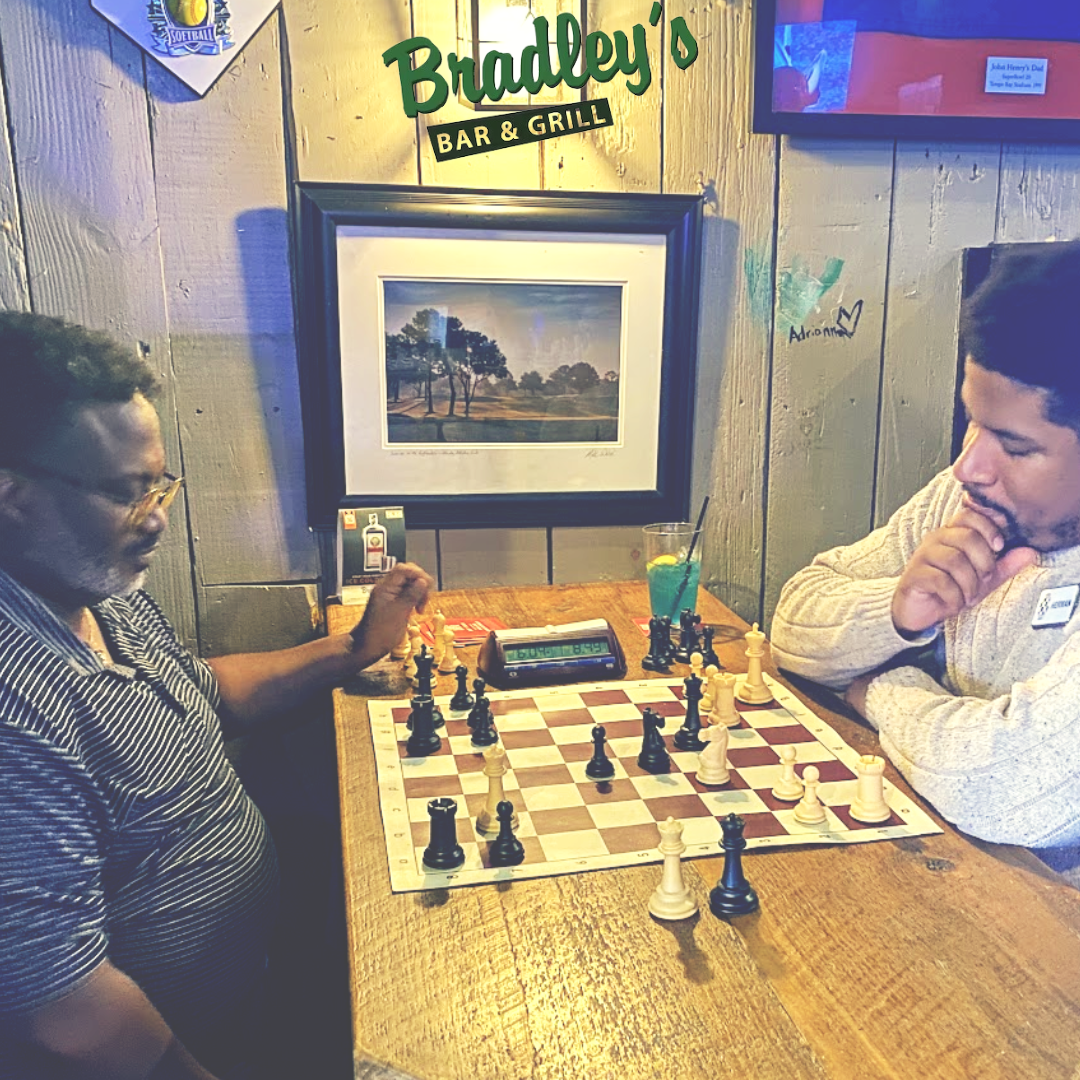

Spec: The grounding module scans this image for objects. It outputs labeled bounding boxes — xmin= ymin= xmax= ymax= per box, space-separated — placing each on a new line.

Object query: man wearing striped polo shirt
xmin=0 ymin=313 xmax=434 ymax=1078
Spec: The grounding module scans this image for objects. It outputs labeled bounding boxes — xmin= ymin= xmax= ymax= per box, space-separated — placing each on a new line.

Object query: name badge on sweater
xmin=1032 ymin=584 xmax=1080 ymax=628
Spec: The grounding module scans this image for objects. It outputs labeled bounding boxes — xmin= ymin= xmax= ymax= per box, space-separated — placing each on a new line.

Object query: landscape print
xmin=383 ymin=280 xmax=623 ymax=445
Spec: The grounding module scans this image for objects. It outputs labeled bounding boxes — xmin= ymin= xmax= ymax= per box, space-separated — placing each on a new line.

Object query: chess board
xmin=368 ymin=674 xmax=942 ymax=893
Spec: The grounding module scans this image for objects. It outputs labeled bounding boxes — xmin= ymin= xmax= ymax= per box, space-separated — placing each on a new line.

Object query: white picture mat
xmin=336 ymin=226 xmax=667 ymax=498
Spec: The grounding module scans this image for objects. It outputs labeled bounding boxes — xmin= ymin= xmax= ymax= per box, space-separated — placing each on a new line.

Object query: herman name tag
xmin=1032 ymin=584 xmax=1080 ymax=628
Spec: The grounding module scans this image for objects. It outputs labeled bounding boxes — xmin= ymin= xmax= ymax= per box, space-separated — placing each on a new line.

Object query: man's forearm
xmin=8 ymin=960 xmax=219 ymax=1080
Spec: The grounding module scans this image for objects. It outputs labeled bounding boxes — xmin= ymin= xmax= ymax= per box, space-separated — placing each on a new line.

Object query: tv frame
xmin=751 ymin=2 xmax=1080 ymax=142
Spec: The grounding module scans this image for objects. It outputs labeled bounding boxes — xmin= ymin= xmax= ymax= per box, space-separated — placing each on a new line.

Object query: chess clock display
xmin=478 ymin=619 xmax=627 ymax=689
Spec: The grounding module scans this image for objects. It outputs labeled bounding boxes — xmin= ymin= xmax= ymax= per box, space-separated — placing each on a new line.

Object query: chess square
xmin=417 ymin=841 xmax=483 ymax=874
xmin=519 ymin=783 xmax=585 ymax=812
xmin=628 ymin=772 xmax=697 ymax=800
xmin=514 ymin=764 xmax=574 ymax=788
xmin=587 ymin=798 xmax=655 ymax=830
xmin=600 ymin=822 xmax=665 ymax=854
xmin=643 ymin=793 xmax=713 ymax=820
xmin=757 ymin=724 xmax=821 ymax=746
xmin=536 ymin=693 xmax=586 ymax=711
xmin=505 ymin=745 xmax=567 ymax=770
xmin=538 ymin=829 xmax=611 ymax=861
xmin=634 ymin=699 xmax=687 ymax=717
xmin=399 ymin=754 xmax=461 ymax=779
xmin=578 ymin=778 xmax=640 ymax=803
xmin=499 ymin=729 xmax=556 ymax=751
xmin=478 ymin=835 xmax=546 ymax=868
xmin=529 ymin=806 xmax=596 ymax=834
xmin=697 ymin=787 xmax=770 ymax=816
xmin=566 ymin=759 xmax=629 ymax=784
xmin=402 ymin=775 xmax=465 ymax=799
xmin=407 ymin=793 xmax=466 ymax=822
xmin=580 ymin=689 xmax=632 ymax=707
xmin=624 ymin=683 xmax=681 ymax=704
xmin=490 ymin=697 xmax=544 ymax=716
xmin=496 ymin=711 xmax=547 ymax=732
xmin=738 ymin=706 xmax=801 ymax=729
xmin=589 ymin=702 xmax=647 ymax=723
xmin=680 ymin=816 xmax=725 ymax=847
xmin=544 ymin=708 xmax=596 ymax=728
xmin=608 ymin=735 xmax=645 ymax=759
xmin=549 ymin=723 xmax=597 ymax=746
xmin=771 ymin=805 xmax=846 ymax=835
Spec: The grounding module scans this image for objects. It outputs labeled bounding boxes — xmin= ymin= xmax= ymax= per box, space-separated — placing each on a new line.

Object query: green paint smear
xmin=743 ymin=247 xmax=773 ymax=329
xmin=776 ymin=255 xmax=844 ymax=332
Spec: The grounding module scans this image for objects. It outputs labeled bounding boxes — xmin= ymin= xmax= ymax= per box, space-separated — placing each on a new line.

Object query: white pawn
xmin=709 ymin=671 xmax=740 ymax=728
xmin=438 ymin=626 xmax=458 ymax=674
xmin=700 ymin=664 xmax=719 ymax=714
xmin=793 ymin=764 xmax=827 ymax=824
xmin=432 ymin=610 xmax=447 ymax=666
xmin=648 ymin=817 xmax=698 ymax=921
xmin=476 ymin=745 xmax=517 ymax=835
xmin=690 ymin=650 xmax=704 ymax=683
xmin=771 ymin=745 xmax=804 ymax=801
xmin=696 ymin=723 xmax=730 ymax=785
xmin=390 ymin=627 xmax=410 ymax=662
xmin=850 ymin=754 xmax=891 ymax=823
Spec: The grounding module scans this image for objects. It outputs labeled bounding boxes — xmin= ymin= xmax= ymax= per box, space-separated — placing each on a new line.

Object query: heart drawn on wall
xmin=835 ymin=299 xmax=864 ymax=338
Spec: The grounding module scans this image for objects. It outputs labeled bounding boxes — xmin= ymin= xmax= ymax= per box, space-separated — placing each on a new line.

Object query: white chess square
xmin=520 ymin=783 xmax=585 ymax=812
xmin=549 ymin=723 xmax=598 ymax=746
xmin=399 ymin=755 xmax=461 ymax=779
xmin=586 ymin=799 xmax=654 ymax=830
xmin=624 ymin=683 xmax=681 ymax=704
xmin=496 ymin=711 xmax=547 ymax=732
xmin=724 ymin=727 xmax=769 ymax=750
xmin=534 ymin=692 xmax=586 ymax=711
xmin=407 ymin=793 xmax=466 ymax=822
xmin=681 ymin=816 xmax=724 ymax=847
xmin=589 ymin=702 xmax=648 ymax=723
xmin=739 ymin=707 xmax=802 ymax=730
xmin=608 ymin=736 xmax=642 ymax=758
xmin=772 ymin=805 xmax=845 ymax=835
xmin=629 ymin=772 xmax=696 ymax=799
xmin=505 ymin=745 xmax=567 ymax=770
xmin=538 ymin=830 xmax=610 ymax=861
xmin=697 ymin=788 xmax=770 ymax=816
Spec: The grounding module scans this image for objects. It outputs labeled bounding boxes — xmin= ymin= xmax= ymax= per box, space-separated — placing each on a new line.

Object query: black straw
xmin=675 ymin=495 xmax=710 ymax=602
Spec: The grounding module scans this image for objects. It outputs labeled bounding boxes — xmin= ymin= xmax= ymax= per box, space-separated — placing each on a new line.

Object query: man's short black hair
xmin=959 ymin=241 xmax=1080 ymax=430
xmin=0 ymin=311 xmax=159 ymax=466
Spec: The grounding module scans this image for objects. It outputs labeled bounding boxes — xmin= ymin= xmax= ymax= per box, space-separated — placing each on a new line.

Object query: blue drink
xmin=647 ymin=557 xmax=701 ymax=620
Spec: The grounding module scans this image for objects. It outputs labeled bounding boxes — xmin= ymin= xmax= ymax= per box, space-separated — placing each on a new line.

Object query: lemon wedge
xmin=647 ymin=554 xmax=679 ymax=570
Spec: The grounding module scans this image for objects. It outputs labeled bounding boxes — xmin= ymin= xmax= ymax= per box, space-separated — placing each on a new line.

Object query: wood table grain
xmin=329 ymin=582 xmax=1080 ymax=1080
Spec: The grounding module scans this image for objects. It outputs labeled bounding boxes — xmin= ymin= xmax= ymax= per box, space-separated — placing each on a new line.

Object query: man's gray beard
xmin=30 ymin=533 xmax=147 ymax=605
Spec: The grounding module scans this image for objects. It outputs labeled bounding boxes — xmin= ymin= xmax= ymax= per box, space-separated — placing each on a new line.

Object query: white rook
xmin=850 ymin=754 xmax=891 ymax=823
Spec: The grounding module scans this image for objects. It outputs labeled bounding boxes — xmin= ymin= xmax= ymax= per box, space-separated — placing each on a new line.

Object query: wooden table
xmin=330 ymin=583 xmax=1080 ymax=1080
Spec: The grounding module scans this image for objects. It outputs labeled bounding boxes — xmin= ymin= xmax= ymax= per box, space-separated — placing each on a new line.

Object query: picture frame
xmin=753 ymin=1 xmax=1080 ymax=142
xmin=294 ymin=183 xmax=704 ymax=529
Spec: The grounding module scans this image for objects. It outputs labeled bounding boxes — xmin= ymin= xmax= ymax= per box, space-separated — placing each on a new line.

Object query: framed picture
xmin=295 ymin=184 xmax=703 ymax=529
xmin=753 ymin=1 xmax=1080 ymax=141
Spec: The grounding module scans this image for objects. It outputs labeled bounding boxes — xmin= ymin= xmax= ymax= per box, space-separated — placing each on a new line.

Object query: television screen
xmin=753 ymin=2 xmax=1080 ymax=140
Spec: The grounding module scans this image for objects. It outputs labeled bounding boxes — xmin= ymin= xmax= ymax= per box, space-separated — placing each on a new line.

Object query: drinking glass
xmin=643 ymin=522 xmax=703 ymax=620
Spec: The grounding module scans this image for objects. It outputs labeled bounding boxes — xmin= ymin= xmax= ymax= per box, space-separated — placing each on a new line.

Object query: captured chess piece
xmin=648 ymin=817 xmax=699 ymax=921
xmin=696 ymin=723 xmax=730 ymax=786
xmin=487 ymin=800 xmax=525 ymax=867
xmin=673 ymin=674 xmax=706 ymax=752
xmin=735 ymin=623 xmax=773 ymax=705
xmin=674 ymin=609 xmax=699 ymax=665
xmin=585 ymin=725 xmax=616 ymax=780
xmin=771 ymin=745 xmax=804 ymax=801
xmin=793 ymin=764 xmax=828 ymax=824
xmin=390 ymin=627 xmax=410 ymax=661
xmin=850 ymin=754 xmax=892 ymax=823
xmin=438 ymin=626 xmax=458 ymax=675
xmin=637 ymin=707 xmax=671 ymax=773
xmin=700 ymin=625 xmax=720 ymax=669
xmin=432 ymin=610 xmax=447 ymax=666
xmin=709 ymin=813 xmax=759 ymax=917
xmin=449 ymin=665 xmax=474 ymax=712
xmin=476 ymin=745 xmax=517 ymax=836
xmin=641 ymin=616 xmax=671 ymax=672
xmin=422 ymin=797 xmax=465 ymax=871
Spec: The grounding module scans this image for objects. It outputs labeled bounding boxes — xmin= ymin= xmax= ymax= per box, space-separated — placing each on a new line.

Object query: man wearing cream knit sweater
xmin=771 ymin=242 xmax=1080 ymax=875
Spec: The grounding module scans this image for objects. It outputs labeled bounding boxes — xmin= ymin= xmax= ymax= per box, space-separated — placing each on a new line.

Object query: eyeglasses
xmin=12 ymin=462 xmax=184 ymax=526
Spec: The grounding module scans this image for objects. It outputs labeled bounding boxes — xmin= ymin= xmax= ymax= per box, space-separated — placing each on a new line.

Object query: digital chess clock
xmin=478 ymin=619 xmax=627 ymax=689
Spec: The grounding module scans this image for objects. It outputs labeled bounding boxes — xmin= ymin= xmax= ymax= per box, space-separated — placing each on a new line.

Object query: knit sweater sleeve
xmin=770 ymin=471 xmax=961 ymax=688
xmin=865 ymin=650 xmax=1080 ymax=848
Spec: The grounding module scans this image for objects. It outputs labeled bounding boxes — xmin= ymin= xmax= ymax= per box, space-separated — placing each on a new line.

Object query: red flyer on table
xmin=419 ymin=616 xmax=508 ymax=647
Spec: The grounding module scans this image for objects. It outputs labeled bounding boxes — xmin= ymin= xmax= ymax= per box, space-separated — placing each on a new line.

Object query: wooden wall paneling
xmin=281 ymin=0 xmax=417 ymax=184
xmin=414 ymin=0 xmax=541 ymax=188
xmin=662 ymin=0 xmax=776 ymax=623
xmin=0 ymin=0 xmax=197 ymax=649
xmin=873 ymin=143 xmax=1001 ymax=527
xmin=763 ymin=138 xmax=895 ymax=628
xmin=996 ymin=145 xmax=1080 ymax=243
xmin=541 ymin=0 xmax=661 ymax=193
xmin=197 ymin=583 xmax=321 ymax=656
xmin=439 ymin=527 xmax=548 ymax=589
xmin=0 ymin=63 xmax=28 ymax=312
xmin=550 ymin=525 xmax=645 ymax=583
xmin=147 ymin=15 xmax=319 ymax=607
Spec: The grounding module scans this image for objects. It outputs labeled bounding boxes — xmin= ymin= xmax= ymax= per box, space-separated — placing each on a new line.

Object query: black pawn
xmin=674 ymin=609 xmax=699 ymax=665
xmin=673 ymin=673 xmax=706 ymax=752
xmin=641 ymin=616 xmax=670 ymax=672
xmin=422 ymin=797 xmax=465 ymax=871
xmin=405 ymin=695 xmax=441 ymax=757
xmin=487 ymin=800 xmax=525 ymax=867
xmin=700 ymin=626 xmax=721 ymax=669
xmin=470 ymin=695 xmax=499 ymax=747
xmin=585 ymin=725 xmax=615 ymax=780
xmin=709 ymin=813 xmax=758 ymax=917
xmin=637 ymin=707 xmax=670 ymax=773
xmin=449 ymin=665 xmax=474 ymax=711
